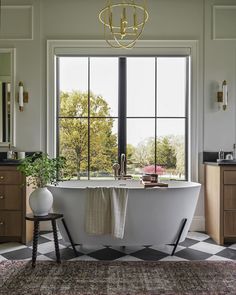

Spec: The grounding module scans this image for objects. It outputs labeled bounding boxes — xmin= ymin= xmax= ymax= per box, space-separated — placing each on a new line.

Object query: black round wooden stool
xmin=25 ymin=213 xmax=78 ymax=267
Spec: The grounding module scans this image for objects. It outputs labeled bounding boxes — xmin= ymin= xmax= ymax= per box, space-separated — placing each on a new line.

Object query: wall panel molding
xmin=0 ymin=5 xmax=33 ymax=40
xmin=213 ymin=5 xmax=236 ymax=40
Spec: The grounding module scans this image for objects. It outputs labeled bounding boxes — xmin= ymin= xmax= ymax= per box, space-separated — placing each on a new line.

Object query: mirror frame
xmin=0 ymin=48 xmax=16 ymax=147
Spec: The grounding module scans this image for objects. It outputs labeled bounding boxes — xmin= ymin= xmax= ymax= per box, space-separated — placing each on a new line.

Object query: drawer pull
xmin=0 ymin=195 xmax=4 ymax=199
xmin=0 ymin=176 xmax=4 ymax=180
xmin=0 ymin=221 xmax=4 ymax=226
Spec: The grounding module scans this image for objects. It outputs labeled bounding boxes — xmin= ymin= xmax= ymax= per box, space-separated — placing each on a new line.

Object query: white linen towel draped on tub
xmin=85 ymin=187 xmax=128 ymax=239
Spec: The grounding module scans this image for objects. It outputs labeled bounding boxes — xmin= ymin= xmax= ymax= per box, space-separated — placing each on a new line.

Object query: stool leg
xmin=32 ymin=220 xmax=39 ymax=268
xmin=51 ymin=219 xmax=61 ymax=263
xmin=61 ymin=218 xmax=79 ymax=257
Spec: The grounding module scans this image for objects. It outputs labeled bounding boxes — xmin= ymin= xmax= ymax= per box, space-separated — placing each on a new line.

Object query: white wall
xmin=0 ymin=0 xmax=235 ymax=230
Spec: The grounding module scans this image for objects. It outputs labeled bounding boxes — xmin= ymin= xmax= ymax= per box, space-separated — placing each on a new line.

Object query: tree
xmin=169 ymin=135 xmax=185 ymax=177
xmin=133 ymin=137 xmax=155 ymax=168
xmin=133 ymin=136 xmax=176 ymax=171
xmin=59 ymin=91 xmax=117 ymax=179
xmin=156 ymin=137 xmax=176 ymax=169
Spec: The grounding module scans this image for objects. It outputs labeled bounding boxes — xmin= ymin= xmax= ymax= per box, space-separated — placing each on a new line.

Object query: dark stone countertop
xmin=204 ymin=161 xmax=236 ymax=166
xmin=0 ymin=160 xmax=21 ymax=166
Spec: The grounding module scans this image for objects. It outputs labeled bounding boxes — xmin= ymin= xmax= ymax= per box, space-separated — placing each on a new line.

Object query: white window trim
xmin=47 ymin=40 xmax=200 ymax=182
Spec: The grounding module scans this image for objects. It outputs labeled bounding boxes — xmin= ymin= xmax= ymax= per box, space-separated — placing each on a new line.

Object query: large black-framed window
xmin=56 ymin=55 xmax=189 ymax=180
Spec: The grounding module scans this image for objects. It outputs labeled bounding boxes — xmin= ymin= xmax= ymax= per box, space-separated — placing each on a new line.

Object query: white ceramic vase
xmin=29 ymin=187 xmax=53 ymax=216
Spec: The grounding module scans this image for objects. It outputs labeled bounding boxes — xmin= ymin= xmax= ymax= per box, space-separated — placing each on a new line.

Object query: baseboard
xmin=190 ymin=216 xmax=205 ymax=232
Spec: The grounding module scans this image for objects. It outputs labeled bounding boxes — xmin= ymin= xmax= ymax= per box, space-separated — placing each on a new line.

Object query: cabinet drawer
xmin=224 ymin=171 xmax=236 ymax=184
xmin=224 ymin=211 xmax=236 ymax=236
xmin=0 ymin=171 xmax=23 ymax=185
xmin=0 ymin=185 xmax=22 ymax=210
xmin=0 ymin=211 xmax=22 ymax=237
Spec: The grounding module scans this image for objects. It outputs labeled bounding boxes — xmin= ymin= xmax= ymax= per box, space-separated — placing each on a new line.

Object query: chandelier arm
xmin=99 ymin=3 xmax=149 ymax=29
xmin=100 ymin=0 xmax=149 ymax=49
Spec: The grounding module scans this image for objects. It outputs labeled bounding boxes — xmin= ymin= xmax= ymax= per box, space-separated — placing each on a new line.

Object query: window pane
xmin=90 ymin=118 xmax=118 ymax=179
xmin=127 ymin=57 xmax=155 ymax=117
xmin=156 ymin=119 xmax=186 ymax=180
xmin=90 ymin=58 xmax=118 ymax=117
xmin=59 ymin=118 xmax=88 ymax=180
xmin=59 ymin=57 xmax=88 ymax=117
xmin=127 ymin=119 xmax=155 ymax=177
xmin=157 ymin=57 xmax=186 ymax=117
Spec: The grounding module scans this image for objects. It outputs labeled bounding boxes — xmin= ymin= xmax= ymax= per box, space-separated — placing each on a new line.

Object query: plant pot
xmin=29 ymin=187 xmax=53 ymax=216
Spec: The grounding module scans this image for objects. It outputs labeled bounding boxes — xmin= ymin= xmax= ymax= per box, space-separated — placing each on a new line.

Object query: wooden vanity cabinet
xmin=205 ymin=164 xmax=236 ymax=244
xmin=0 ymin=166 xmax=33 ymax=244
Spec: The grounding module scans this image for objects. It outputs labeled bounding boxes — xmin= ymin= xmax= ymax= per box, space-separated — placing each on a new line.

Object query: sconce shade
xmin=217 ymin=80 xmax=228 ymax=111
xmin=99 ymin=0 xmax=149 ymax=49
xmin=222 ymin=80 xmax=228 ymax=111
xmin=19 ymin=81 xmax=24 ymax=112
xmin=17 ymin=81 xmax=29 ymax=112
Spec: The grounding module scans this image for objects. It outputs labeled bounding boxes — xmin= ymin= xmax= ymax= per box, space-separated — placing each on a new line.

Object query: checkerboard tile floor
xmin=1 ymin=231 xmax=236 ymax=262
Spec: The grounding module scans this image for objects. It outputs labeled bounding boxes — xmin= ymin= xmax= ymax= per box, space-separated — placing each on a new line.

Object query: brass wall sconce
xmin=17 ymin=81 xmax=29 ymax=112
xmin=217 ymin=80 xmax=228 ymax=111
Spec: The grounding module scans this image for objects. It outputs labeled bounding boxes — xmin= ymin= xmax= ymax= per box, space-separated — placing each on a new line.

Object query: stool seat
xmin=25 ymin=212 xmax=78 ymax=267
xmin=26 ymin=213 xmax=63 ymax=221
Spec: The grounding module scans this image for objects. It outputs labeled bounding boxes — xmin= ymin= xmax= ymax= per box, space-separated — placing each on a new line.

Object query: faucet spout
xmin=120 ymin=153 xmax=126 ymax=177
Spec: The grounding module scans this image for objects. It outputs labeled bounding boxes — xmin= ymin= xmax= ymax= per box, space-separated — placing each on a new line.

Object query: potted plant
xmin=18 ymin=153 xmax=66 ymax=216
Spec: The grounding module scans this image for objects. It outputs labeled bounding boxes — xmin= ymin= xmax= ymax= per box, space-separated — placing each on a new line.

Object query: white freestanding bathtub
xmin=48 ymin=180 xmax=201 ymax=247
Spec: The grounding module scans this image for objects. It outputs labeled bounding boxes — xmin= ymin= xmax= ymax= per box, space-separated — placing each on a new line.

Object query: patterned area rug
xmin=1 ymin=260 xmax=236 ymax=295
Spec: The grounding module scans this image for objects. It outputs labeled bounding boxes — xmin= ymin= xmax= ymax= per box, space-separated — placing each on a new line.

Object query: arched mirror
xmin=0 ymin=49 xmax=15 ymax=146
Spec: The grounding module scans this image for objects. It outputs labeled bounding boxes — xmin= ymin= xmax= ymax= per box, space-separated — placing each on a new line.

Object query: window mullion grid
xmin=118 ymin=57 xmax=127 ymax=173
xmin=56 ymin=57 xmax=60 ymax=158
xmin=88 ymin=57 xmax=91 ymax=180
xmin=185 ymin=57 xmax=190 ymax=181
xmin=155 ymin=57 xmax=157 ymax=173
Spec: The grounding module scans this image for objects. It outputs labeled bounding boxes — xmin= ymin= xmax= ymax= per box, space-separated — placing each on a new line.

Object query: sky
xmin=59 ymin=57 xmax=187 ymax=146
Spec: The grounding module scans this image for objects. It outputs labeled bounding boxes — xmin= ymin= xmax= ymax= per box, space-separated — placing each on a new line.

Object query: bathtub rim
xmin=47 ymin=180 xmax=201 ymax=190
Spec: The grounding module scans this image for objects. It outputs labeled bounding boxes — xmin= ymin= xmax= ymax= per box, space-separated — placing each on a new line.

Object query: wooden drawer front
xmin=0 ymin=211 xmax=22 ymax=237
xmin=224 ymin=211 xmax=236 ymax=236
xmin=224 ymin=171 xmax=236 ymax=184
xmin=0 ymin=171 xmax=22 ymax=185
xmin=0 ymin=185 xmax=22 ymax=210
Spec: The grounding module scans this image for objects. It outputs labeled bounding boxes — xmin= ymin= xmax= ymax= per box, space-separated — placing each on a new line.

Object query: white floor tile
xmin=115 ymin=255 xmax=143 ymax=261
xmin=33 ymin=241 xmax=66 ymax=254
xmin=187 ymin=232 xmax=209 ymax=241
xmin=36 ymin=255 xmax=53 ymax=261
xmin=206 ymin=255 xmax=233 ymax=261
xmin=41 ymin=232 xmax=62 ymax=241
xmin=228 ymin=243 xmax=236 ymax=250
xmin=189 ymin=241 xmax=225 ymax=255
xmin=160 ymin=255 xmax=188 ymax=261
xmin=0 ymin=255 xmax=7 ymax=261
xmin=150 ymin=244 xmax=185 ymax=255
xmin=70 ymin=255 xmax=98 ymax=261
xmin=0 ymin=243 xmax=27 ymax=255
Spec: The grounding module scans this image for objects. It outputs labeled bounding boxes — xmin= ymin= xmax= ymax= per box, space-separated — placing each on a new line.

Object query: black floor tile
xmin=202 ymin=238 xmax=217 ymax=245
xmin=175 ymin=248 xmax=212 ymax=260
xmin=39 ymin=230 xmax=52 ymax=235
xmin=45 ymin=248 xmax=83 ymax=261
xmin=130 ymin=248 xmax=168 ymax=261
xmin=27 ymin=236 xmax=51 ymax=246
xmin=2 ymin=248 xmax=34 ymax=260
xmin=179 ymin=238 xmax=199 ymax=247
xmin=88 ymin=248 xmax=126 ymax=261
xmin=216 ymin=248 xmax=236 ymax=260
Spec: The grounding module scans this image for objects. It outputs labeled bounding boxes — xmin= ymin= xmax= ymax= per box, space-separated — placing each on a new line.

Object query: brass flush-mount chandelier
xmin=99 ymin=0 xmax=149 ymax=49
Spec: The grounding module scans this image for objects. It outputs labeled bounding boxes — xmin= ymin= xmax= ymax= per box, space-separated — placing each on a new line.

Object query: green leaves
xmin=17 ymin=153 xmax=66 ymax=188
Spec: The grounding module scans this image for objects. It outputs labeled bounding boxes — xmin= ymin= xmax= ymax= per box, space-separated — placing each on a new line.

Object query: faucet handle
xmin=113 ymin=162 xmax=120 ymax=170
